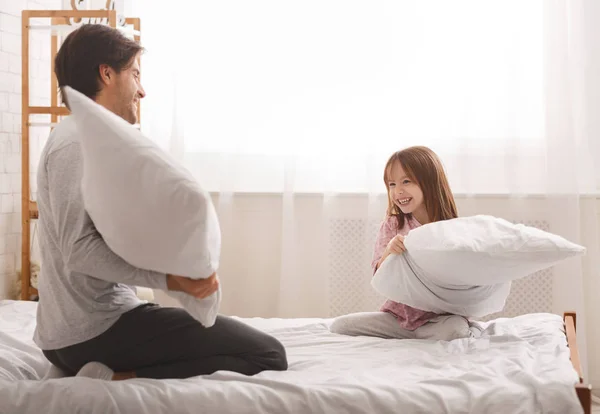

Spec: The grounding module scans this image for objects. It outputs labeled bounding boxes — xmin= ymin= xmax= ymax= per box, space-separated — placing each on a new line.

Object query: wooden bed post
xmin=576 ymin=384 xmax=592 ymax=414
xmin=564 ymin=311 xmax=592 ymax=414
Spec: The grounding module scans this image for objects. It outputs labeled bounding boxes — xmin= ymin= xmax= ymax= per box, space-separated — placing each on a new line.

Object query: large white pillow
xmin=63 ymin=86 xmax=222 ymax=327
xmin=371 ymin=253 xmax=512 ymax=317
xmin=371 ymin=215 xmax=585 ymax=317
xmin=406 ymin=215 xmax=585 ymax=285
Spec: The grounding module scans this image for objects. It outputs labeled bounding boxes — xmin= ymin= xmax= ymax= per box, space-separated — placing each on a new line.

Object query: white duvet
xmin=0 ymin=300 xmax=583 ymax=414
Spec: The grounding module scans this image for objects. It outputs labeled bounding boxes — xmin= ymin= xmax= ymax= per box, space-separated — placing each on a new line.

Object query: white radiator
xmin=327 ymin=218 xmax=553 ymax=320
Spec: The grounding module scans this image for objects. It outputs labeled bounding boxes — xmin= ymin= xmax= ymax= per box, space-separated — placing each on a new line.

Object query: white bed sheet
xmin=0 ymin=300 xmax=583 ymax=414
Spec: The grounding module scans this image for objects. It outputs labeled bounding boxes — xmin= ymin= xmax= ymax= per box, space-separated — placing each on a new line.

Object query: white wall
xmin=0 ymin=0 xmax=60 ymax=299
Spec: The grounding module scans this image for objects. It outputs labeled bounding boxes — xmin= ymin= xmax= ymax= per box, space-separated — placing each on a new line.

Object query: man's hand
xmin=166 ymin=272 xmax=219 ymax=299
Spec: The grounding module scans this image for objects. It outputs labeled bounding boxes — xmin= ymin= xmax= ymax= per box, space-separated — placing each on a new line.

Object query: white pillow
xmin=406 ymin=215 xmax=585 ymax=285
xmin=371 ymin=215 xmax=585 ymax=317
xmin=371 ymin=253 xmax=512 ymax=317
xmin=64 ymin=86 xmax=222 ymax=327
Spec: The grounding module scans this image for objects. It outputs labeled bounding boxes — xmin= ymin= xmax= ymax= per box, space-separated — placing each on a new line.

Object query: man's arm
xmin=46 ymin=142 xmax=167 ymax=290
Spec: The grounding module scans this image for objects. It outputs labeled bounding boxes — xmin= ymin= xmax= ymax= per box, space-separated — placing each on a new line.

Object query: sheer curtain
xmin=130 ymin=0 xmax=599 ymax=388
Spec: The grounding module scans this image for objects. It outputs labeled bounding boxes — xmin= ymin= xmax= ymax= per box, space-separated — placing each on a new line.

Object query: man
xmin=34 ymin=24 xmax=287 ymax=380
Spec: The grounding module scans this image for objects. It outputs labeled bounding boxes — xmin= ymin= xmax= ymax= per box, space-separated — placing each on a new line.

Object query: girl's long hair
xmin=384 ymin=146 xmax=458 ymax=229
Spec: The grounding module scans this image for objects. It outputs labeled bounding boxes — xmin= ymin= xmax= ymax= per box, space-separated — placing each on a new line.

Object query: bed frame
xmin=564 ymin=312 xmax=592 ymax=414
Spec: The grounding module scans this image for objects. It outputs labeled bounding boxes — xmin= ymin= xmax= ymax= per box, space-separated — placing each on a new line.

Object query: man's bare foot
xmin=76 ymin=361 xmax=137 ymax=381
xmin=76 ymin=361 xmax=114 ymax=380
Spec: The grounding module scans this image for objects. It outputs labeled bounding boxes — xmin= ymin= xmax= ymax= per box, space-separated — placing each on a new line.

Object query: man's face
xmin=108 ymin=56 xmax=145 ymax=124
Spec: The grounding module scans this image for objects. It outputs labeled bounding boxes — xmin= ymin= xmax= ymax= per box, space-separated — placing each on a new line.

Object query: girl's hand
xmin=376 ymin=235 xmax=406 ymax=270
xmin=385 ymin=235 xmax=406 ymax=255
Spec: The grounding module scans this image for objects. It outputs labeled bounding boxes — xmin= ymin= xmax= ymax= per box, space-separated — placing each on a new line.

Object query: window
xmin=138 ymin=1 xmax=552 ymax=193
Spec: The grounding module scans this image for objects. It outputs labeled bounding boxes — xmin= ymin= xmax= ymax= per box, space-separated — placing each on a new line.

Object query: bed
xmin=0 ymin=300 xmax=591 ymax=414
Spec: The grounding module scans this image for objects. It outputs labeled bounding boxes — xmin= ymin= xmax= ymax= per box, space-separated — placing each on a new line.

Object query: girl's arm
xmin=372 ymin=217 xmax=408 ymax=273
xmin=371 ymin=218 xmax=397 ymax=274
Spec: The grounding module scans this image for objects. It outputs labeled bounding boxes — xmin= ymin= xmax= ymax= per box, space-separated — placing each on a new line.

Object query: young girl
xmin=329 ymin=146 xmax=473 ymax=341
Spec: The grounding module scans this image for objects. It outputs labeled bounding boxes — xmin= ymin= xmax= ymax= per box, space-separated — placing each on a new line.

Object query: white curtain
xmin=130 ymin=0 xmax=599 ymax=389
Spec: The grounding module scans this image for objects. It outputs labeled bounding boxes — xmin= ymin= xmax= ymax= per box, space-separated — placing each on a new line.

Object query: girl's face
xmin=387 ymin=161 xmax=428 ymax=223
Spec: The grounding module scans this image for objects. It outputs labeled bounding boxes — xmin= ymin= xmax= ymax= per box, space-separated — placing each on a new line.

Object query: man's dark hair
xmin=55 ymin=24 xmax=143 ymax=106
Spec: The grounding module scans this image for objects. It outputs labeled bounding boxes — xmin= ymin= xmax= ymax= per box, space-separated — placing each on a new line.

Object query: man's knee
xmin=271 ymin=338 xmax=288 ymax=371
xmin=260 ymin=334 xmax=288 ymax=371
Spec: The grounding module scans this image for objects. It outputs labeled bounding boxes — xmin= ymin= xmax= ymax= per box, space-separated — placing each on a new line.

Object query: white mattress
xmin=0 ymin=300 xmax=583 ymax=414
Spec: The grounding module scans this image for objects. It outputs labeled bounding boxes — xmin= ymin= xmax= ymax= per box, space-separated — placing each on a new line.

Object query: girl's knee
xmin=329 ymin=316 xmax=353 ymax=335
xmin=329 ymin=312 xmax=396 ymax=338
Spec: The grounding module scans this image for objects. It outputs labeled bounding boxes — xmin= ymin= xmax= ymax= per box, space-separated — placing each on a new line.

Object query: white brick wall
xmin=0 ymin=0 xmax=61 ymax=299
